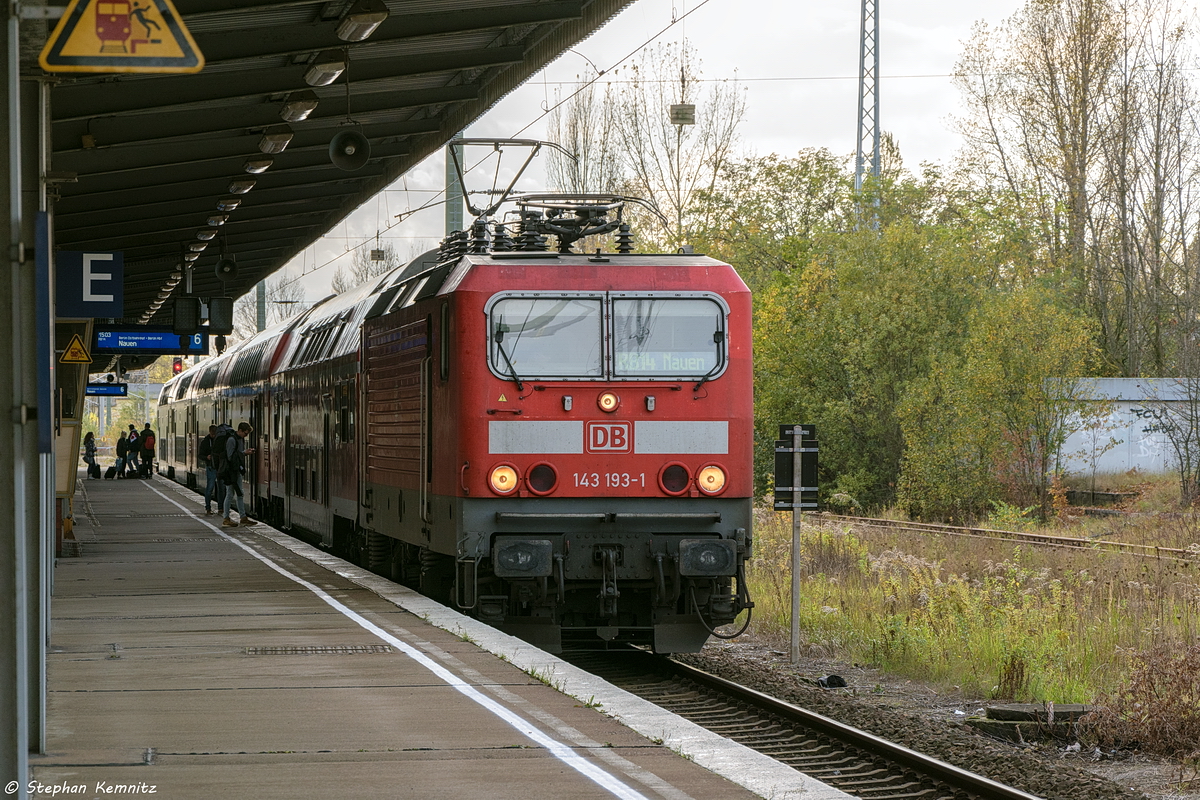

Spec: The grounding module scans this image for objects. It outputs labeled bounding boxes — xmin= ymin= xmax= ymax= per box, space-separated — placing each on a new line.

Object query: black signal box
xmin=774 ymin=424 xmax=818 ymax=511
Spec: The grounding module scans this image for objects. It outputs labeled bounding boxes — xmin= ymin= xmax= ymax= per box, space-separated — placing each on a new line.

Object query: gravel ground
xmin=675 ymin=637 xmax=1199 ymax=800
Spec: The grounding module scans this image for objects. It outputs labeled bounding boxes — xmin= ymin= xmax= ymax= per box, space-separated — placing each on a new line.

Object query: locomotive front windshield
xmin=613 ymin=298 xmax=723 ymax=377
xmin=489 ymin=294 xmax=727 ymax=381
xmin=491 ymin=297 xmax=603 ymax=377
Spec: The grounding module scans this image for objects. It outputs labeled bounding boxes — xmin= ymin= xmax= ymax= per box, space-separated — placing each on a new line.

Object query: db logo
xmin=585 ymin=421 xmax=632 ymax=453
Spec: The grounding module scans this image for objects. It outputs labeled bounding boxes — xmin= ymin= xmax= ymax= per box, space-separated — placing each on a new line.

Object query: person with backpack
xmin=220 ymin=422 xmax=256 ymax=527
xmin=126 ymin=425 xmax=140 ymax=477
xmin=115 ymin=431 xmax=128 ymax=478
xmin=82 ymin=432 xmax=98 ymax=478
xmin=198 ymin=424 xmax=226 ymax=516
xmin=139 ymin=422 xmax=156 ymax=478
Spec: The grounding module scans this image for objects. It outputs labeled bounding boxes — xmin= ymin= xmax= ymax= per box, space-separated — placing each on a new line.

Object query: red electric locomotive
xmin=158 ymin=180 xmax=754 ymax=653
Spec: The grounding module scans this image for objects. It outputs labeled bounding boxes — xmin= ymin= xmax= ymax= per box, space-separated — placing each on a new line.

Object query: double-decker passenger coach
xmin=159 ymin=184 xmax=754 ymax=653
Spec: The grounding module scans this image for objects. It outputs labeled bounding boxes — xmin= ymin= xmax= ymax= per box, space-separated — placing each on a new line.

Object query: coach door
xmin=186 ymin=405 xmax=195 ymax=474
xmin=283 ymin=401 xmax=293 ymax=528
xmin=322 ymin=401 xmax=332 ymax=529
xmin=249 ymin=398 xmax=261 ymax=510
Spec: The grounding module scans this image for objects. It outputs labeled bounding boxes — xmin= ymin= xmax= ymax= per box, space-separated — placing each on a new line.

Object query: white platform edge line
xmin=206 ymin=506 xmax=853 ymax=799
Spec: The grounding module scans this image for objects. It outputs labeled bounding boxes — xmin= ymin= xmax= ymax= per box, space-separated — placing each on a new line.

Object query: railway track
xmin=826 ymin=513 xmax=1198 ymax=563
xmin=567 ymin=651 xmax=1042 ymax=800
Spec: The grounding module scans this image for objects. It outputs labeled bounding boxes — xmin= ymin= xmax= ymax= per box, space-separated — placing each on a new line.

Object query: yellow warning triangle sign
xmin=60 ymin=333 xmax=92 ymax=364
xmin=498 ymin=394 xmax=508 ymax=402
xmin=39 ymin=0 xmax=204 ymax=74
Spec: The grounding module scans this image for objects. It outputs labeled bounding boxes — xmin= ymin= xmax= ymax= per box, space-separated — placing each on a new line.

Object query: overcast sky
xmin=282 ymin=0 xmax=1027 ymax=300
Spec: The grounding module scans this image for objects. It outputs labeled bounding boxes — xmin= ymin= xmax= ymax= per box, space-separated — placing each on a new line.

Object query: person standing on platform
xmin=115 ymin=431 xmax=128 ymax=478
xmin=198 ymin=424 xmax=226 ymax=516
xmin=82 ymin=432 xmax=97 ymax=478
xmin=221 ymin=422 xmax=255 ymax=527
xmin=126 ymin=424 xmax=140 ymax=477
xmin=139 ymin=422 xmax=156 ymax=478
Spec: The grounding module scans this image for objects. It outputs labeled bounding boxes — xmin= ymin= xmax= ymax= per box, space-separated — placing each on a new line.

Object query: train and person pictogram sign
xmin=39 ymin=0 xmax=203 ymax=74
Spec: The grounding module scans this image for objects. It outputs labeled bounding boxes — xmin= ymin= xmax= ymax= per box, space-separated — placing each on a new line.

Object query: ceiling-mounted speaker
xmin=330 ymin=129 xmax=370 ymax=171
xmin=215 ymin=256 xmax=238 ymax=282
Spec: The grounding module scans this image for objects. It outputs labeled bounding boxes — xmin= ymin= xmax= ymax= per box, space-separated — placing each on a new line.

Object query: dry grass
xmin=744 ymin=505 xmax=1200 ymax=706
xmin=1084 ymin=642 xmax=1200 ymax=760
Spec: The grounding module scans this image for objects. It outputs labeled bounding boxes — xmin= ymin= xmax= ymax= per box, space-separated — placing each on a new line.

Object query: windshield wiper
xmin=493 ymin=326 xmax=525 ymax=391
xmin=693 ymin=331 xmax=725 ymax=391
xmin=693 ymin=362 xmax=722 ymax=392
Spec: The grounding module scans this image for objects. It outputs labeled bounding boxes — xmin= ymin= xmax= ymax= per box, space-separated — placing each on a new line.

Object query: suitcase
xmin=104 ymin=466 xmax=117 ymax=480
xmin=88 ymin=462 xmax=101 ymax=479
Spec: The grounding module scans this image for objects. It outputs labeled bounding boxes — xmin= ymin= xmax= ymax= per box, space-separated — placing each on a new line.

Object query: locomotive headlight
xmin=678 ymin=539 xmax=737 ymax=577
xmin=488 ymin=464 xmax=519 ymax=495
xmin=597 ymin=391 xmax=620 ymax=413
xmin=696 ymin=465 xmax=727 ymax=495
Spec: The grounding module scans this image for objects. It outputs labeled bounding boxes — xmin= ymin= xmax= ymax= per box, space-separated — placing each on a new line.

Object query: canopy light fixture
xmin=188 ymin=241 xmax=209 ymax=252
xmin=280 ymin=90 xmax=319 ymax=122
xmin=169 ymin=271 xmax=183 ymax=281
xmin=336 ymin=0 xmax=389 ymax=42
xmin=207 ymin=214 xmax=229 ymax=226
xmin=304 ymin=51 xmax=345 ymax=86
xmin=216 ymin=197 xmax=242 ymax=212
xmin=243 ymin=157 xmax=273 ymax=174
xmin=195 ymin=228 xmax=217 ymax=241
xmin=258 ymin=125 xmax=294 ymax=154
xmin=182 ymin=252 xmax=200 ymax=262
xmin=228 ymin=178 xmax=256 ymax=194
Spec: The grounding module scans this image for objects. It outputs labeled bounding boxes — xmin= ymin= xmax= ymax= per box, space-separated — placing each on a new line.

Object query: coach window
xmin=490 ymin=297 xmax=602 ymax=378
xmin=612 ymin=297 xmax=725 ymax=378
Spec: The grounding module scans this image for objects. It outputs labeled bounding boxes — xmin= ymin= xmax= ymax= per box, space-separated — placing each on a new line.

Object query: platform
xmin=28 ymin=473 xmax=850 ymax=800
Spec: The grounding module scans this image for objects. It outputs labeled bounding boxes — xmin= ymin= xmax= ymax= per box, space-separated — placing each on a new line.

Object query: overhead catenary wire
xmin=275 ymin=0 xmax=720 ymax=295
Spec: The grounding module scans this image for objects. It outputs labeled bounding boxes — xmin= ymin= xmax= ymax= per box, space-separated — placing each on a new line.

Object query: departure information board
xmin=93 ymin=326 xmax=209 ymax=356
xmin=85 ymin=383 xmax=129 ymax=397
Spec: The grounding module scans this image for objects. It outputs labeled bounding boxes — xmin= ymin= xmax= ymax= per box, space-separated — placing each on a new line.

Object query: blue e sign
xmin=57 ymin=251 xmax=124 ymax=318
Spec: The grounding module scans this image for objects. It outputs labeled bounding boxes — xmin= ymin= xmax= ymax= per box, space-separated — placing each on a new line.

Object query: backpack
xmin=212 ymin=426 xmax=234 ymax=482
xmin=143 ymin=432 xmax=155 ymax=451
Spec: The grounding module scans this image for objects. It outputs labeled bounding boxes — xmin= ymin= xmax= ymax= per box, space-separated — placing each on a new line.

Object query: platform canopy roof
xmin=48 ymin=0 xmax=632 ymax=324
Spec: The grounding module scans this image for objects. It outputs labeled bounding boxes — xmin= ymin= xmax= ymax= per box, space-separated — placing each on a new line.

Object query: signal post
xmin=775 ymin=425 xmax=818 ymax=664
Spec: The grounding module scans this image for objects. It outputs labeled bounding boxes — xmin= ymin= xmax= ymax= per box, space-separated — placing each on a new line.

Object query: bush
xmin=1084 ymin=641 xmax=1200 ymax=759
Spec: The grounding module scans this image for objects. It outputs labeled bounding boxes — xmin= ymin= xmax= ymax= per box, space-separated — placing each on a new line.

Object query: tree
xmin=232 ymin=273 xmax=309 ymax=341
xmin=545 ymin=67 xmax=623 ymax=195
xmin=755 ymin=214 xmax=990 ymax=508
xmin=899 ymin=288 xmax=1097 ymax=521
xmin=690 ymin=149 xmax=852 ymax=291
xmin=1142 ymin=322 xmax=1200 ymax=505
xmin=331 ymin=241 xmax=402 ymax=294
xmin=953 ymin=0 xmax=1200 ymax=377
xmin=611 ymin=41 xmax=747 ymax=250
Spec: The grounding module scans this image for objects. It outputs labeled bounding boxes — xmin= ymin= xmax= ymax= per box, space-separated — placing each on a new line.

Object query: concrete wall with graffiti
xmin=1059 ymin=378 xmax=1189 ymax=476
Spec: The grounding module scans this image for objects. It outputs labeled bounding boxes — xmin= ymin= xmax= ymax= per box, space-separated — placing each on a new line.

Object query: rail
xmin=569 ymin=651 xmax=1047 ymax=800
xmin=825 ymin=514 xmax=1198 ymax=563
